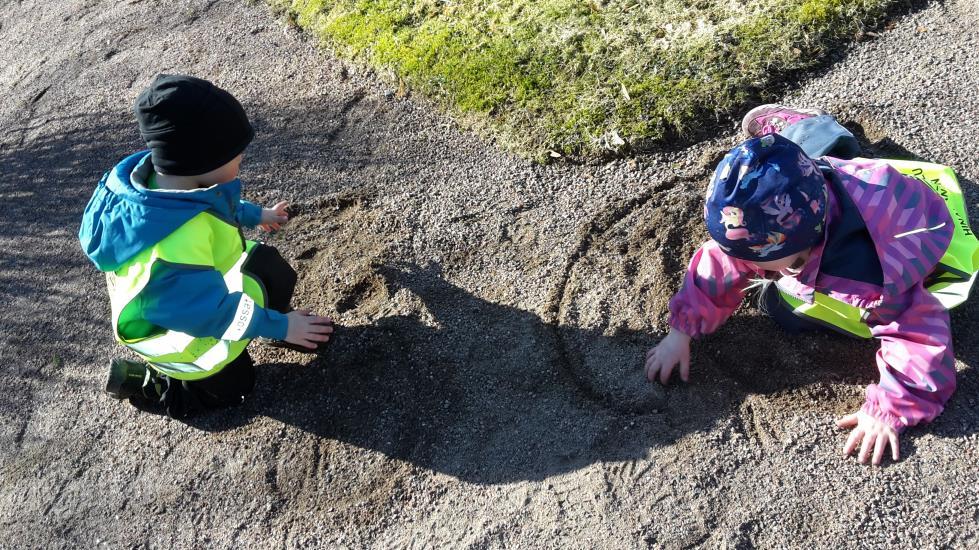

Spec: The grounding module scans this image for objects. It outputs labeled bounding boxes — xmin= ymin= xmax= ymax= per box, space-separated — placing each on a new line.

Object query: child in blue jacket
xmin=79 ymin=74 xmax=333 ymax=418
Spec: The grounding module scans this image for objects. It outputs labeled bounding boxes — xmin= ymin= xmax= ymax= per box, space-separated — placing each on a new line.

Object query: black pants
xmin=760 ymin=281 xmax=825 ymax=334
xmin=145 ymin=244 xmax=297 ymax=418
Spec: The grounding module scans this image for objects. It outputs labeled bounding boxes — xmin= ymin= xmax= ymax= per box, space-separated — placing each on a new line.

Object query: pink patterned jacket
xmin=669 ymin=157 xmax=957 ymax=432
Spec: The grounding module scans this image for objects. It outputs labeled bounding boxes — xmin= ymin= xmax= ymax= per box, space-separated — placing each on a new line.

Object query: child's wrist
xmin=670 ymin=328 xmax=691 ymax=341
xmin=860 ymin=401 xmax=906 ymax=433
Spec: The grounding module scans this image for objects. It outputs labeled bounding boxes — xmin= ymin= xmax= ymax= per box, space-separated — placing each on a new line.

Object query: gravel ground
xmin=1 ymin=0 xmax=977 ymax=548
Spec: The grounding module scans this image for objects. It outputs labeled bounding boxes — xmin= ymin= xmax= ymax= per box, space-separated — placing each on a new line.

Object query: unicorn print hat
xmin=705 ymin=134 xmax=827 ymax=261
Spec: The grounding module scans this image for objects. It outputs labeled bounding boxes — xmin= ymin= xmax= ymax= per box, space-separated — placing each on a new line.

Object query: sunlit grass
xmin=268 ymin=0 xmax=901 ymax=158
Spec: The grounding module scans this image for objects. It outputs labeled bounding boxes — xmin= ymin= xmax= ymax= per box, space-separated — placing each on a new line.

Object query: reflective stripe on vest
xmin=776 ymin=282 xmax=873 ymax=339
xmin=778 ymin=159 xmax=978 ymax=339
xmin=106 ymin=212 xmax=265 ymax=380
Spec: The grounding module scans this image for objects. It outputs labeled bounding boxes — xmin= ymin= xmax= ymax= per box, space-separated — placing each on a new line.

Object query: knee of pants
xmin=263 ymin=246 xmax=297 ymax=284
xmin=282 ymin=261 xmax=298 ymax=288
xmin=246 ymin=245 xmax=298 ymax=303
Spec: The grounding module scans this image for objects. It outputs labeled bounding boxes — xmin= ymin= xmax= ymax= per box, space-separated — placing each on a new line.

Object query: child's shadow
xmin=183 ymin=263 xmax=968 ymax=482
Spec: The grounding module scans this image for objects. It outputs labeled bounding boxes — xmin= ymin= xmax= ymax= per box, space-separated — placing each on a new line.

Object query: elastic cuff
xmin=238 ymin=200 xmax=263 ymax=228
xmin=860 ymin=401 xmax=906 ymax=433
xmin=667 ymin=314 xmax=701 ymax=340
xmin=245 ymin=308 xmax=289 ymax=341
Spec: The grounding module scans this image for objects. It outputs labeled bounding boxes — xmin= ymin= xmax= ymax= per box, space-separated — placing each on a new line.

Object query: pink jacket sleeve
xmin=668 ymin=240 xmax=761 ymax=338
xmin=864 ymin=282 xmax=956 ymax=433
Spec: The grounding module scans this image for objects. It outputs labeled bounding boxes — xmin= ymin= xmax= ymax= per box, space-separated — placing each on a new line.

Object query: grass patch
xmin=268 ymin=0 xmax=904 ymax=159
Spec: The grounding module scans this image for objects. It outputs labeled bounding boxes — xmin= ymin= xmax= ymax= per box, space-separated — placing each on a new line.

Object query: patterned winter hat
xmin=705 ymin=134 xmax=827 ymax=261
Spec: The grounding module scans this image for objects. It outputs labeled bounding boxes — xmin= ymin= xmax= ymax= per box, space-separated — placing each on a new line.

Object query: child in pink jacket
xmin=645 ymin=106 xmax=971 ymax=465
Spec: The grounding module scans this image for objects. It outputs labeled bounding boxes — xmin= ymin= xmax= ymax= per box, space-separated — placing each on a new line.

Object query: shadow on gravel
xmin=170 ymin=126 xmax=979 ymax=483
xmin=847 ymin=121 xmax=929 ymax=162
xmin=0 ymin=115 xmax=135 ymax=240
xmin=0 ymin=114 xmax=139 ymax=368
xmin=197 ymin=120 xmax=979 ymax=478
xmin=177 ymin=264 xmax=979 ymax=483
xmin=9 ymin=105 xmax=977 ymax=482
xmin=0 ymin=93 xmax=410 ymax=364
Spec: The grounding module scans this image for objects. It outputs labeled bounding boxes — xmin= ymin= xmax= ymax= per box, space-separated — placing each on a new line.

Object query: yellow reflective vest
xmin=106 ymin=211 xmax=266 ymax=380
xmin=775 ymin=159 xmax=978 ymax=338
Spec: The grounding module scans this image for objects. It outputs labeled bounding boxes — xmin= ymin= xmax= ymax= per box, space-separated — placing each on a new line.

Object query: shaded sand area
xmin=1 ymin=0 xmax=977 ymax=547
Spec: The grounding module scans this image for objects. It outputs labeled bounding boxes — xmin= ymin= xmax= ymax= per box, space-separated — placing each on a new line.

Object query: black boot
xmin=104 ymin=358 xmax=148 ymax=399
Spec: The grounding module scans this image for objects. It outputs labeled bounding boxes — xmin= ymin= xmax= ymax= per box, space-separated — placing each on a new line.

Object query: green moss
xmin=267 ymin=0 xmax=901 ymax=158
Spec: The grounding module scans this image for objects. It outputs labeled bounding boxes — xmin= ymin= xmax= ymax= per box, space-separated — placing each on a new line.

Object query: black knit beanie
xmin=134 ymin=74 xmax=254 ymax=176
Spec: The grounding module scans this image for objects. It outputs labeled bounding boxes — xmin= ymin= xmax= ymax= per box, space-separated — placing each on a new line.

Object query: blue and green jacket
xmin=79 ymin=151 xmax=288 ymax=348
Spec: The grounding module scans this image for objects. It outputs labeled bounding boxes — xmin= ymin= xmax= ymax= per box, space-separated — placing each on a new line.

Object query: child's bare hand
xmin=836 ymin=410 xmax=900 ymax=465
xmin=260 ymin=200 xmax=289 ymax=232
xmin=285 ymin=310 xmax=333 ymax=349
xmin=645 ymin=329 xmax=691 ymax=384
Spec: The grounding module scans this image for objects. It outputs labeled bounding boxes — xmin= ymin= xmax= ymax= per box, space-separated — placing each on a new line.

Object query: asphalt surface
xmin=1 ymin=0 xmax=977 ymax=548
